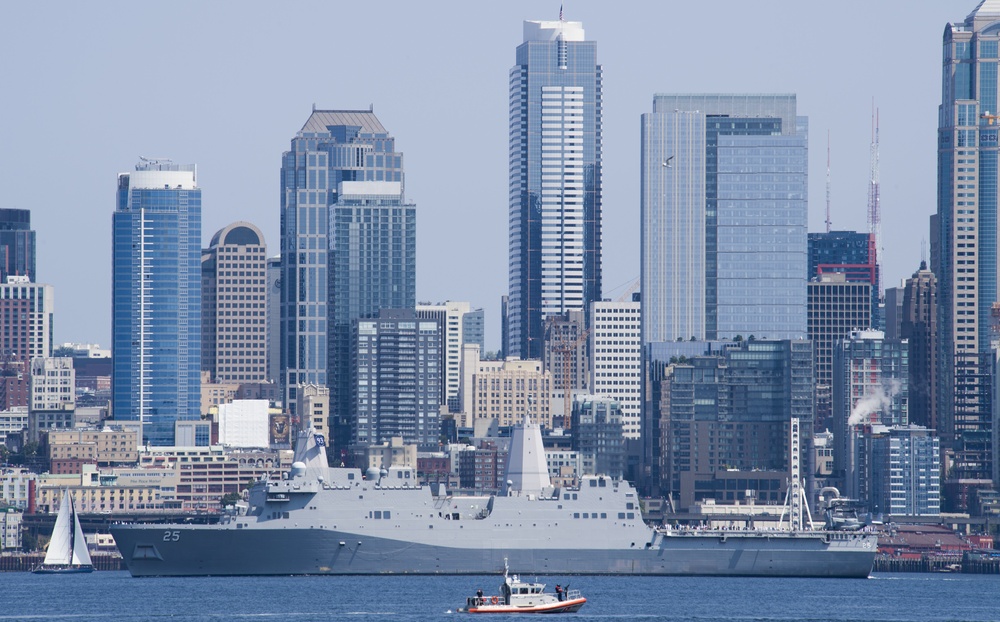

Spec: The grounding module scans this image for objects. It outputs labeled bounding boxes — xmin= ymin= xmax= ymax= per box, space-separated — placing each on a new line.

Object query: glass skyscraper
xmin=808 ymin=230 xmax=880 ymax=327
xmin=640 ymin=94 xmax=808 ymax=344
xmin=280 ymin=109 xmax=413 ymax=445
xmin=508 ymin=19 xmax=602 ymax=360
xmin=112 ymin=160 xmax=202 ymax=446
xmin=0 ymin=209 xmax=35 ymax=282
xmin=329 ymin=181 xmax=416 ymax=443
xmin=933 ymin=2 xmax=1000 ymax=495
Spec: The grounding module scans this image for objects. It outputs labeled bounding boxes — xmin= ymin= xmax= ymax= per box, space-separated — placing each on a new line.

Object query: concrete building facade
xmin=590 ymin=300 xmax=641 ymax=439
xmin=202 ymin=222 xmax=268 ymax=384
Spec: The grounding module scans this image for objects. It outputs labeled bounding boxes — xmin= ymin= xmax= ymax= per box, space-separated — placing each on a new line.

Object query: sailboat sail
xmin=42 ymin=493 xmax=74 ymax=566
xmin=71 ymin=502 xmax=92 ymax=566
xmin=33 ymin=490 xmax=93 ymax=574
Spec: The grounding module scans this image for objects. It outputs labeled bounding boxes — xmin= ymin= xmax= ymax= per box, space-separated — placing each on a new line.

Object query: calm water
xmin=2 ymin=572 xmax=997 ymax=622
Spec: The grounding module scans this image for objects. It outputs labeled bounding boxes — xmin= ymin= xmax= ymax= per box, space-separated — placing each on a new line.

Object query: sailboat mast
xmin=68 ymin=499 xmax=75 ymax=561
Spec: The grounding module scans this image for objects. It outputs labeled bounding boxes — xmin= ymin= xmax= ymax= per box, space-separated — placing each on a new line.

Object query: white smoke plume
xmin=847 ymin=378 xmax=902 ymax=427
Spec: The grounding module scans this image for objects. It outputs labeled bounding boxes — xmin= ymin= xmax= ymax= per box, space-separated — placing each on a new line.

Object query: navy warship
xmin=111 ymin=418 xmax=876 ymax=577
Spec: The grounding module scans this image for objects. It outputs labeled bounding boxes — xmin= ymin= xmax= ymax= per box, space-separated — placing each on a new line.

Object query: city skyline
xmin=0 ymin=2 xmax=961 ymax=350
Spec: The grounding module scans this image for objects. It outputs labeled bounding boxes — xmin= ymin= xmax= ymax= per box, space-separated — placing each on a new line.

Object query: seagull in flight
xmin=662 ymin=156 xmax=674 ymax=168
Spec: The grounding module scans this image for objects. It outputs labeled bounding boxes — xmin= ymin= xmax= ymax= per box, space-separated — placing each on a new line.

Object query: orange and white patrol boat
xmin=458 ymin=559 xmax=586 ymax=614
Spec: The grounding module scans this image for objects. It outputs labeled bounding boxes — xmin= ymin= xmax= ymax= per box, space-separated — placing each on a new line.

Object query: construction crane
xmin=616 ymin=278 xmax=640 ymax=303
xmin=549 ymin=327 xmax=590 ymax=430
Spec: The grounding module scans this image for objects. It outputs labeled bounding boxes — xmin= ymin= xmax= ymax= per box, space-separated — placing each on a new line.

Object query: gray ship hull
xmin=111 ymin=524 xmax=875 ymax=578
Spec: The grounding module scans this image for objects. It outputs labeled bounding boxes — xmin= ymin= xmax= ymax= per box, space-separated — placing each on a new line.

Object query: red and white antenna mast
xmin=867 ymin=102 xmax=882 ymax=296
xmin=825 ymin=130 xmax=832 ymax=233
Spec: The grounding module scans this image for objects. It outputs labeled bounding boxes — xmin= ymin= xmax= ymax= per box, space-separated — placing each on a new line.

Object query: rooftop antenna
xmin=867 ymin=100 xmax=882 ymax=297
xmin=825 ymin=130 xmax=832 ymax=233
xmin=920 ymin=238 xmax=927 ymax=266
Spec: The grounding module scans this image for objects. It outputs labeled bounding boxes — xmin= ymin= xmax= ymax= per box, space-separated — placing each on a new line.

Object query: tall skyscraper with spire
xmin=112 ymin=159 xmax=202 ymax=446
xmin=932 ymin=1 xmax=1000 ymax=505
xmin=507 ymin=18 xmax=602 ymax=360
xmin=279 ymin=108 xmax=414 ymax=448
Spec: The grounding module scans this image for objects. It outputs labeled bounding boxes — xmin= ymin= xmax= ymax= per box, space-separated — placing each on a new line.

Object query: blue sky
xmin=0 ymin=1 xmax=962 ymax=349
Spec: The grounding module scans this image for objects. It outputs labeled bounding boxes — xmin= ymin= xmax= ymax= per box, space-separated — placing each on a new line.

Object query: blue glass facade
xmin=641 ymin=94 xmax=807 ymax=344
xmin=0 ymin=209 xmax=35 ymax=282
xmin=934 ymin=4 xmax=1000 ymax=488
xmin=279 ymin=110 xmax=406 ymax=426
xmin=807 ymin=230 xmax=879 ymax=328
xmin=807 ymin=231 xmax=875 ymax=280
xmin=328 ymin=182 xmax=416 ymax=444
xmin=716 ymin=128 xmax=808 ymax=339
xmin=868 ymin=426 xmax=941 ymax=516
xmin=112 ymin=161 xmax=202 ymax=446
xmin=508 ymin=20 xmax=602 ymax=359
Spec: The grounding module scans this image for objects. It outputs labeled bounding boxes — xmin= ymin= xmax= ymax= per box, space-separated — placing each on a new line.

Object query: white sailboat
xmin=33 ymin=491 xmax=93 ymax=574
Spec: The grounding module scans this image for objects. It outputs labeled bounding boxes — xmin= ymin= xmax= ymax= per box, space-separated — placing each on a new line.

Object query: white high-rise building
xmin=590 ymin=301 xmax=641 ymax=439
xmin=30 ymin=357 xmax=75 ymax=412
xmin=416 ymin=301 xmax=475 ymax=411
xmin=508 ymin=19 xmax=602 ymax=360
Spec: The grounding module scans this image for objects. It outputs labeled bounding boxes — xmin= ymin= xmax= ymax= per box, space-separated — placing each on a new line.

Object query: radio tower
xmin=825 ymin=130 xmax=832 ymax=233
xmin=867 ymin=103 xmax=882 ymax=297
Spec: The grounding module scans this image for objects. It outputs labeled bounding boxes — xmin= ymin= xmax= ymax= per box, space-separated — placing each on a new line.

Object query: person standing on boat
xmin=555 ymin=584 xmax=563 ymax=601
xmin=476 ymin=589 xmax=483 ymax=606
